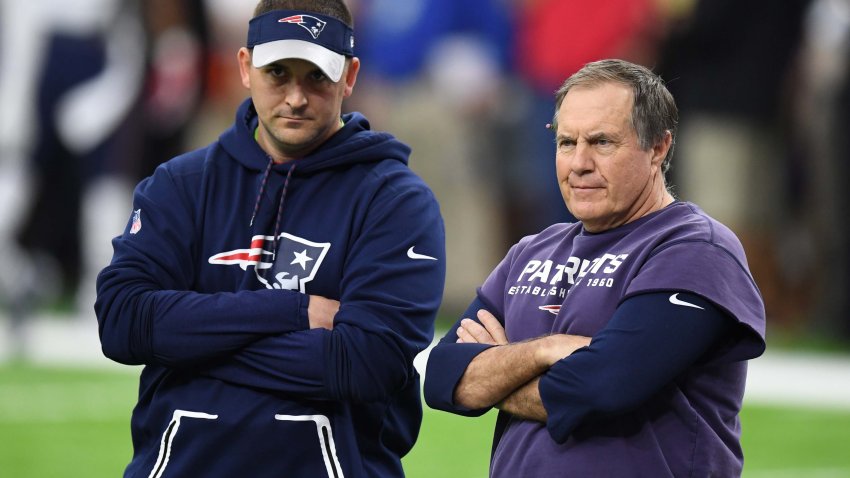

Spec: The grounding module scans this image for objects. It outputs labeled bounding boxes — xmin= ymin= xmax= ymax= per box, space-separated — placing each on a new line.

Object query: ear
xmin=237 ymin=47 xmax=253 ymax=89
xmin=651 ymin=130 xmax=673 ymax=170
xmin=342 ymin=57 xmax=360 ymax=98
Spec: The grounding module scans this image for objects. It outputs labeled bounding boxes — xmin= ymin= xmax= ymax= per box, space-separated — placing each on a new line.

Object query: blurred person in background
xmin=503 ymin=0 xmax=663 ymax=244
xmin=656 ymin=0 xmax=813 ymax=327
xmin=794 ymin=0 xmax=850 ymax=340
xmin=131 ymin=0 xmax=209 ymax=182
xmin=346 ymin=0 xmax=514 ymax=314
xmin=0 ymin=0 xmax=208 ymax=343
xmin=0 ymin=0 xmax=146 ymax=354
xmin=189 ymin=0 xmax=666 ymax=317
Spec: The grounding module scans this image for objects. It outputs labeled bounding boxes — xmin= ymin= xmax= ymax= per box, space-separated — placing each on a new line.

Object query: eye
xmin=591 ymin=136 xmax=617 ymax=151
xmin=557 ymin=138 xmax=576 ymax=151
xmin=265 ymin=65 xmax=286 ymax=79
xmin=309 ymin=69 xmax=329 ymax=82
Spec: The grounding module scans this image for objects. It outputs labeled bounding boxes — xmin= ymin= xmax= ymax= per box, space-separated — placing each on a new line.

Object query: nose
xmin=568 ymin=142 xmax=595 ymax=175
xmin=284 ymin=81 xmax=308 ymax=110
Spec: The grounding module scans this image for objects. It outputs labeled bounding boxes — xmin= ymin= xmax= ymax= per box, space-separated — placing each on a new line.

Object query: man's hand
xmin=536 ymin=334 xmax=592 ymax=366
xmin=493 ymin=334 xmax=590 ymax=422
xmin=308 ymin=295 xmax=339 ymax=330
xmin=456 ymin=309 xmax=508 ymax=345
xmin=452 ymin=307 xmax=591 ymax=411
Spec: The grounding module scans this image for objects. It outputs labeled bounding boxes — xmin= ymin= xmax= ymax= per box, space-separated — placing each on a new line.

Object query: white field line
xmin=5 ymin=318 xmax=850 ymax=411
xmin=417 ymin=334 xmax=850 ymax=412
xmin=744 ymin=351 xmax=850 ymax=410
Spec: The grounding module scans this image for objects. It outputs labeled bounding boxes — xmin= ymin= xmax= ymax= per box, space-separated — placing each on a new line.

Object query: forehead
xmin=557 ymin=82 xmax=634 ymax=132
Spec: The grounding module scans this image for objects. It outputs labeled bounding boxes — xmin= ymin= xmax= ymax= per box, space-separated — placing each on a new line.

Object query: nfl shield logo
xmin=130 ymin=209 xmax=142 ymax=235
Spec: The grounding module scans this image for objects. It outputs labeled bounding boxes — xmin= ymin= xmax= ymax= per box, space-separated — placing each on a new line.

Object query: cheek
xmin=608 ymin=160 xmax=647 ymax=199
xmin=555 ymin=154 xmax=570 ymax=181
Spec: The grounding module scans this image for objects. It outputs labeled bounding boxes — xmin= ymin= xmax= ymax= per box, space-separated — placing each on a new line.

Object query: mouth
xmin=569 ymin=184 xmax=605 ymax=198
xmin=276 ymin=116 xmax=311 ymax=129
xmin=570 ymin=184 xmax=603 ymax=191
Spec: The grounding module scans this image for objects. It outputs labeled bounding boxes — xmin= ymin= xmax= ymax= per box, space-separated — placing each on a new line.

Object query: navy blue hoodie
xmin=95 ymin=98 xmax=446 ymax=477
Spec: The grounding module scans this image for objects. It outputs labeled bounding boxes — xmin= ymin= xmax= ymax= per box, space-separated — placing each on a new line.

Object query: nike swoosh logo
xmin=669 ymin=293 xmax=704 ymax=310
xmin=407 ymin=246 xmax=437 ymax=261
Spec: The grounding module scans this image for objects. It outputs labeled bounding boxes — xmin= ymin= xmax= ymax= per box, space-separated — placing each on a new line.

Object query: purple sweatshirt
xmin=426 ymin=201 xmax=765 ymax=477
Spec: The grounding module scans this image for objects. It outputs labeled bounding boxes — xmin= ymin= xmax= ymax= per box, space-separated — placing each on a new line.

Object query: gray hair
xmin=552 ymin=59 xmax=678 ymax=174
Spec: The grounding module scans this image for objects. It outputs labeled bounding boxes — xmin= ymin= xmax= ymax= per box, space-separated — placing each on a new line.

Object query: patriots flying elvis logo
xmin=538 ymin=305 xmax=561 ymax=316
xmin=208 ymin=233 xmax=330 ymax=292
xmin=278 ymin=14 xmax=327 ymax=39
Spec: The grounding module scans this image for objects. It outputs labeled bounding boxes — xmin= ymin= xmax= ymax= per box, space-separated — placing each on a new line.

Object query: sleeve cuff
xmin=299 ymin=293 xmax=310 ymax=330
xmin=424 ymin=342 xmax=494 ymax=417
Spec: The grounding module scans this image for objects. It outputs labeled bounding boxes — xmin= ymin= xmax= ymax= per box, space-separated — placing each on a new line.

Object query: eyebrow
xmin=586 ymin=131 xmax=621 ymax=143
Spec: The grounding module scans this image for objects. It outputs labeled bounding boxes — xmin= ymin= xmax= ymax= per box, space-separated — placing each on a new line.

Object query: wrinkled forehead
xmin=557 ymin=83 xmax=634 ymax=129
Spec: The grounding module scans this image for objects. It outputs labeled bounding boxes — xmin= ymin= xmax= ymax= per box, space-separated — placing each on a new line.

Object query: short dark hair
xmin=552 ymin=59 xmax=678 ymax=174
xmin=253 ymin=0 xmax=353 ymax=27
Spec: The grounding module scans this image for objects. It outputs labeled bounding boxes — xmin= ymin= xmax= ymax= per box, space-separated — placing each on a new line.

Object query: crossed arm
xmin=452 ymin=310 xmax=590 ymax=422
xmin=426 ymin=292 xmax=734 ymax=442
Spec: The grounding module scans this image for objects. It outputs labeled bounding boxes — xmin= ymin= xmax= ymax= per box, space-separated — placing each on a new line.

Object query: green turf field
xmin=2 ymin=363 xmax=850 ymax=477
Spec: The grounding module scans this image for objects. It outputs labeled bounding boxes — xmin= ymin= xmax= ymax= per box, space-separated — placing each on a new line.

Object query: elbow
xmin=97 ymin=312 xmax=147 ymax=365
xmin=327 ymin=326 xmax=413 ymax=402
xmin=100 ymin=340 xmax=141 ymax=366
xmin=94 ymin=290 xmax=149 ymax=366
xmin=97 ymin=318 xmax=143 ymax=365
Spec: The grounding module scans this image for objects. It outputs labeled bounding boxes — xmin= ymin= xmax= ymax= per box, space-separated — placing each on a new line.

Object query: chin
xmin=567 ymin=202 xmax=595 ymax=219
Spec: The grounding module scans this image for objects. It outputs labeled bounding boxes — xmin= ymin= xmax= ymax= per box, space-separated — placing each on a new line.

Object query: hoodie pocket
xmin=147 ymin=409 xmax=219 ymax=478
xmin=274 ymin=414 xmax=344 ymax=478
xmin=144 ymin=409 xmax=345 ymax=478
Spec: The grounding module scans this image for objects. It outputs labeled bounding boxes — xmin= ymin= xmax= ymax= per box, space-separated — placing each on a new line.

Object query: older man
xmin=424 ymin=59 xmax=765 ymax=477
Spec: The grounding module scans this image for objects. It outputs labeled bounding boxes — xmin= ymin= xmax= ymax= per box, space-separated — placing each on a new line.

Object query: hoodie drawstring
xmin=271 ymin=164 xmax=296 ymax=260
xmin=249 ymin=158 xmax=274 ymax=227
xmin=248 ymin=159 xmax=296 ymax=264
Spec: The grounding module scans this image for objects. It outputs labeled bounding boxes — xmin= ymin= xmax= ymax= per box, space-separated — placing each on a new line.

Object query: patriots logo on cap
xmin=278 ymin=14 xmax=327 ymax=39
xmin=209 ymin=232 xmax=330 ymax=292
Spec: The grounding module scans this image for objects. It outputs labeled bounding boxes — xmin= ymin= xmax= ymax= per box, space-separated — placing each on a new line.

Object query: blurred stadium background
xmin=3 ymin=0 xmax=850 ymax=476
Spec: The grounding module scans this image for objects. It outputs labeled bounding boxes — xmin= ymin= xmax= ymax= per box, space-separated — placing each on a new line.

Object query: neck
xmin=639 ymin=174 xmax=675 ymax=218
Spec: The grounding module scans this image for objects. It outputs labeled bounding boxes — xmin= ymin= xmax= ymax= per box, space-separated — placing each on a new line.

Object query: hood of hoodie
xmin=219 ymin=98 xmax=411 ymax=174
